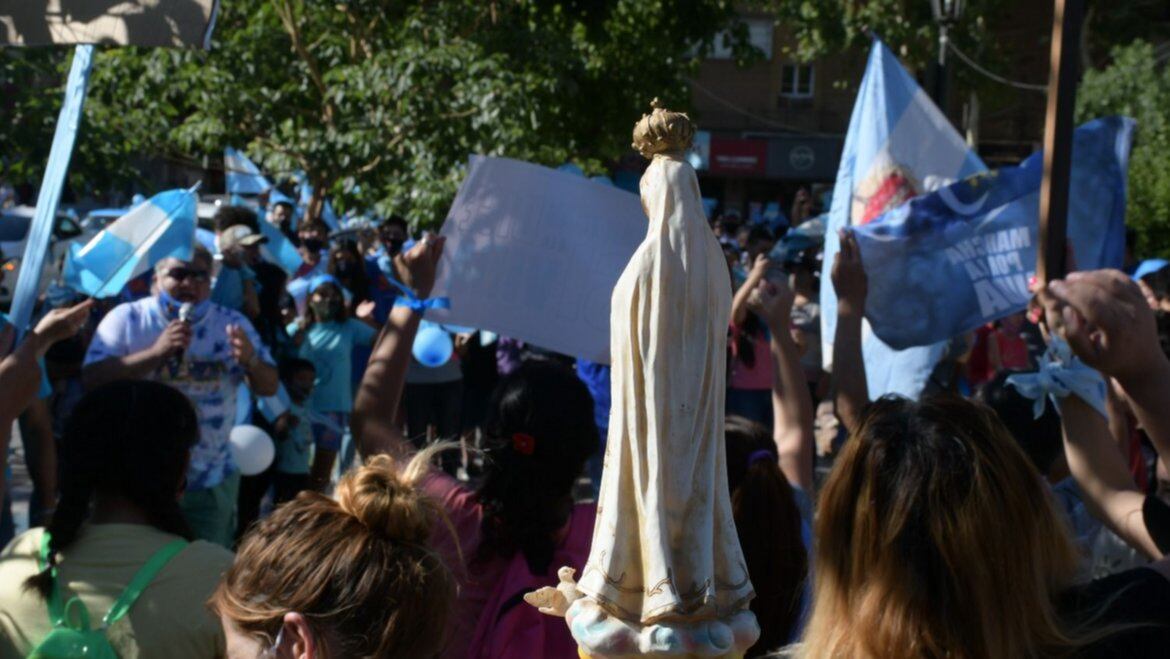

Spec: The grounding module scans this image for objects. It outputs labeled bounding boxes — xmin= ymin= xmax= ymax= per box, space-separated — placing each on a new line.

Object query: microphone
xmin=169 ymin=302 xmax=195 ymax=373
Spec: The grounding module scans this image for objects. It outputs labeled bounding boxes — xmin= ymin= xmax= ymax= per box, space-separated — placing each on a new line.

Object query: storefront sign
xmin=766 ymin=136 xmax=843 ymax=180
xmin=709 ymin=138 xmax=768 ymax=175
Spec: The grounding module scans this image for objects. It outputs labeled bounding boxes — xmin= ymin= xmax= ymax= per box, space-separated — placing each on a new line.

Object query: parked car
xmin=0 ymin=206 xmax=94 ymax=308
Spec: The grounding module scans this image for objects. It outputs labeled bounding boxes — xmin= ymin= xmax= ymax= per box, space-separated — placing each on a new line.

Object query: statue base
xmin=526 ymin=568 xmax=759 ymax=658
xmin=565 ymin=597 xmax=758 ymax=658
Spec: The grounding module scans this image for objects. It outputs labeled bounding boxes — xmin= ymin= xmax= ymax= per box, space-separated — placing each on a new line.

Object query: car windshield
xmin=0 ymin=215 xmax=32 ymax=242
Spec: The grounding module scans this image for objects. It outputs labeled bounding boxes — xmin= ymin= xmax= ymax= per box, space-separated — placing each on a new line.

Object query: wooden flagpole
xmin=1036 ymin=0 xmax=1085 ymax=283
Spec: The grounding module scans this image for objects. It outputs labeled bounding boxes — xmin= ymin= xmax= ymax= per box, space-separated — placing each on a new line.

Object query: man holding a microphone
xmin=82 ymin=245 xmax=277 ymax=547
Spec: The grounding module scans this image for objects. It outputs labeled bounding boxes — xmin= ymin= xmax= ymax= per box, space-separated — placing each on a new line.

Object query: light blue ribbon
xmin=1006 ymin=337 xmax=1109 ymax=419
xmin=383 ymin=271 xmax=450 ymax=313
xmin=376 ymin=248 xmax=450 ymax=312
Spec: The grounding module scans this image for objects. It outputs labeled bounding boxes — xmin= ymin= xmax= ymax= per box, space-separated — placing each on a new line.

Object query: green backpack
xmin=29 ymin=532 xmax=187 ymax=659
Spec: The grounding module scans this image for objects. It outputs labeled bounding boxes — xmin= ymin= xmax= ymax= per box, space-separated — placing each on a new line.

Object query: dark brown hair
xmin=725 ymin=415 xmax=808 ymax=656
xmin=25 ymin=380 xmax=198 ymax=598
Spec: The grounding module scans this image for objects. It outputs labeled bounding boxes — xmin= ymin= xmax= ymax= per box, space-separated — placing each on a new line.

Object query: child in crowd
xmin=288 ymin=275 xmax=377 ymax=489
xmin=271 ymin=358 xmax=317 ymax=504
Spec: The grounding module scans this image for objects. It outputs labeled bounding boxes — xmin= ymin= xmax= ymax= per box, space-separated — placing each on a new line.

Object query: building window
xmin=707 ymin=19 xmax=773 ymax=60
xmin=780 ymin=63 xmax=814 ymax=98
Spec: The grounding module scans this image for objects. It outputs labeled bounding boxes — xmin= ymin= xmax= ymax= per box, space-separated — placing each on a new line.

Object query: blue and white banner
xmin=63 ymin=188 xmax=197 ymax=297
xmin=820 ymin=39 xmax=987 ymax=398
xmin=855 ymin=116 xmax=1133 ymax=349
xmin=224 ymin=147 xmax=272 ymax=195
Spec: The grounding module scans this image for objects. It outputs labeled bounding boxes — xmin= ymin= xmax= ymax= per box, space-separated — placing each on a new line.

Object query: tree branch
xmin=273 ymin=0 xmax=336 ymax=126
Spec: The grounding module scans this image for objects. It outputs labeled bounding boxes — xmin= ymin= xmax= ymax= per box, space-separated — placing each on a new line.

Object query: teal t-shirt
xmin=288 ymin=319 xmax=377 ymax=412
xmin=275 ymin=404 xmax=314 ymax=474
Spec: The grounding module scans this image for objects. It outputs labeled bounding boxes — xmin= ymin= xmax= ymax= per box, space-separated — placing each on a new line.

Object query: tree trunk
xmin=306 ymin=181 xmax=326 ymax=222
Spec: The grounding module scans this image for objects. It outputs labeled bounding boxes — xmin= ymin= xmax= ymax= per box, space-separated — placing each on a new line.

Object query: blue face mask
xmin=158 ymin=289 xmax=210 ymax=322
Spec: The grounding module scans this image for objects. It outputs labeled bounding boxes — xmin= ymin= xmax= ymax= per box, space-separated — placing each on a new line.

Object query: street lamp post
xmin=930 ymin=0 xmax=965 ymax=111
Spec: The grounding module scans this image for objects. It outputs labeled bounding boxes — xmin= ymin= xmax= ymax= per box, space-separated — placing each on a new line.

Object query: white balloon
xmin=229 ymin=424 xmax=275 ymax=476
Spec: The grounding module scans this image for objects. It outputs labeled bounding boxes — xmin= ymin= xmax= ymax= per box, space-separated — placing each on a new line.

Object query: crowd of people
xmin=1 ymin=190 xmax=1170 ymax=658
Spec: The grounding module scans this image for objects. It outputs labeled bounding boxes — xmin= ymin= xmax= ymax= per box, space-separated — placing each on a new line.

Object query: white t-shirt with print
xmin=83 ymin=297 xmax=274 ymax=490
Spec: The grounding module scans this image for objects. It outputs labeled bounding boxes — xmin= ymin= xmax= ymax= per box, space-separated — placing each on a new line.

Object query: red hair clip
xmin=512 ymin=432 xmax=536 ymax=455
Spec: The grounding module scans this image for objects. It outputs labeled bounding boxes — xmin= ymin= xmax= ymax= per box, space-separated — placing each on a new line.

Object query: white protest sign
xmin=429 ymin=156 xmax=646 ymax=364
xmin=1 ymin=1 xmax=220 ymax=48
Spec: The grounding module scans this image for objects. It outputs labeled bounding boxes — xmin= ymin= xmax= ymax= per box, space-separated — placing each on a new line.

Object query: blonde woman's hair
xmin=632 ymin=98 xmax=695 ymax=158
xmin=800 ymin=396 xmax=1084 ymax=659
xmin=210 ymin=453 xmax=454 ymax=657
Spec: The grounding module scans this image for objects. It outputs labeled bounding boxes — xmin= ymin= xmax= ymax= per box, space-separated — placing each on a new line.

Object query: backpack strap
xmin=37 ymin=532 xmax=67 ymax=628
xmin=102 ymin=540 xmax=188 ymax=628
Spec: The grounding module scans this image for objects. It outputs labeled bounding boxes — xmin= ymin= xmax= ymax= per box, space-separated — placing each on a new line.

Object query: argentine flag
xmin=63 ymin=188 xmax=197 ymax=298
xmin=820 ymin=39 xmax=987 ymax=398
xmin=225 ymin=147 xmax=272 ymax=195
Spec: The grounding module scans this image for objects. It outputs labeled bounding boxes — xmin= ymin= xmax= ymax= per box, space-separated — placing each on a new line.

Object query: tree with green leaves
xmin=3 ymin=1 xmax=752 ymax=228
xmin=1077 ymin=40 xmax=1170 ymax=257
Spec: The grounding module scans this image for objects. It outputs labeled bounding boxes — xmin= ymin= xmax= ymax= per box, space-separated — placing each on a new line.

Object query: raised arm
xmin=353 ymin=236 xmax=445 ymax=463
xmin=0 ymin=300 xmax=92 ymax=495
xmin=1038 ymin=270 xmax=1170 ymax=462
xmin=731 ymin=255 xmax=770 ymax=328
xmin=1058 ymin=393 xmax=1160 ymax=558
xmin=748 ymin=277 xmax=815 ymax=492
xmin=831 ymin=229 xmax=869 ymax=436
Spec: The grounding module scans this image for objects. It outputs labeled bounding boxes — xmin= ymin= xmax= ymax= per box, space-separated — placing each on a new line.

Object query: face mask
xmin=158 ymin=289 xmax=210 ymax=322
xmin=286 ymin=383 xmax=311 ymax=403
xmin=310 ymin=298 xmax=343 ymax=321
xmin=387 ymin=238 xmax=405 ymax=256
xmin=302 ymin=238 xmax=326 ymax=252
xmin=334 ymin=262 xmax=359 ymax=278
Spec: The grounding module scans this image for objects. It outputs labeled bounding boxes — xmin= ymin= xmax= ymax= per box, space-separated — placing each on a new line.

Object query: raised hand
xmin=832 ymin=229 xmax=867 ymax=315
xmin=227 ymin=323 xmax=256 ymax=367
xmin=355 ymin=299 xmax=377 ymax=322
xmin=393 ymin=233 xmax=446 ymax=299
xmin=1036 ymin=269 xmax=1161 ymax=383
xmin=747 ymin=277 xmax=796 ymax=333
xmin=31 ymin=299 xmax=93 ymax=350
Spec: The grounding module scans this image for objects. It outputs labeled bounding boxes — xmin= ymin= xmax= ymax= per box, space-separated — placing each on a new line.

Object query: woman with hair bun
xmin=211 ymin=453 xmax=455 ymax=658
xmin=353 ymin=236 xmax=600 ymax=658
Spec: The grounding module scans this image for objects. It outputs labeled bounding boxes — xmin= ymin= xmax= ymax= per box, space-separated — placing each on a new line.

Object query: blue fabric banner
xmin=854 ymin=116 xmax=1133 ymax=350
xmin=819 ymin=39 xmax=986 ymax=398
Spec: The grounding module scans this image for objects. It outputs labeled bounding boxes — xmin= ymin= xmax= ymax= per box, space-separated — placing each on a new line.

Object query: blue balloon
xmin=413 ymin=325 xmax=453 ymax=367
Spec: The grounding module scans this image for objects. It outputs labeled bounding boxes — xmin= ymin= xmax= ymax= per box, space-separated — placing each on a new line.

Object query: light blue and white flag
xmin=820 ymin=39 xmax=987 ymax=398
xmin=63 ymin=188 xmax=197 ymax=297
xmin=224 ymin=147 xmax=272 ymax=195
xmin=226 ymin=193 xmax=305 ymax=274
xmin=293 ymin=172 xmax=339 ymax=231
xmin=854 ymin=116 xmax=1133 ymax=349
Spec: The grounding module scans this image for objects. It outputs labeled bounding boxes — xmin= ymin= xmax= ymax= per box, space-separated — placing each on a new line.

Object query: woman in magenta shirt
xmin=352 ymin=237 xmax=600 ymax=658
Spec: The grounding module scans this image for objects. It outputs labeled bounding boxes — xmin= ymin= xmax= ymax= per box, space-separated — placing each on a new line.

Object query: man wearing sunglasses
xmin=81 ymin=246 xmax=278 ymax=548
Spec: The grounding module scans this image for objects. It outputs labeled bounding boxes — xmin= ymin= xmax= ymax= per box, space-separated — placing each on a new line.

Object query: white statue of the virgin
xmin=527 ymin=101 xmax=759 ymax=658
